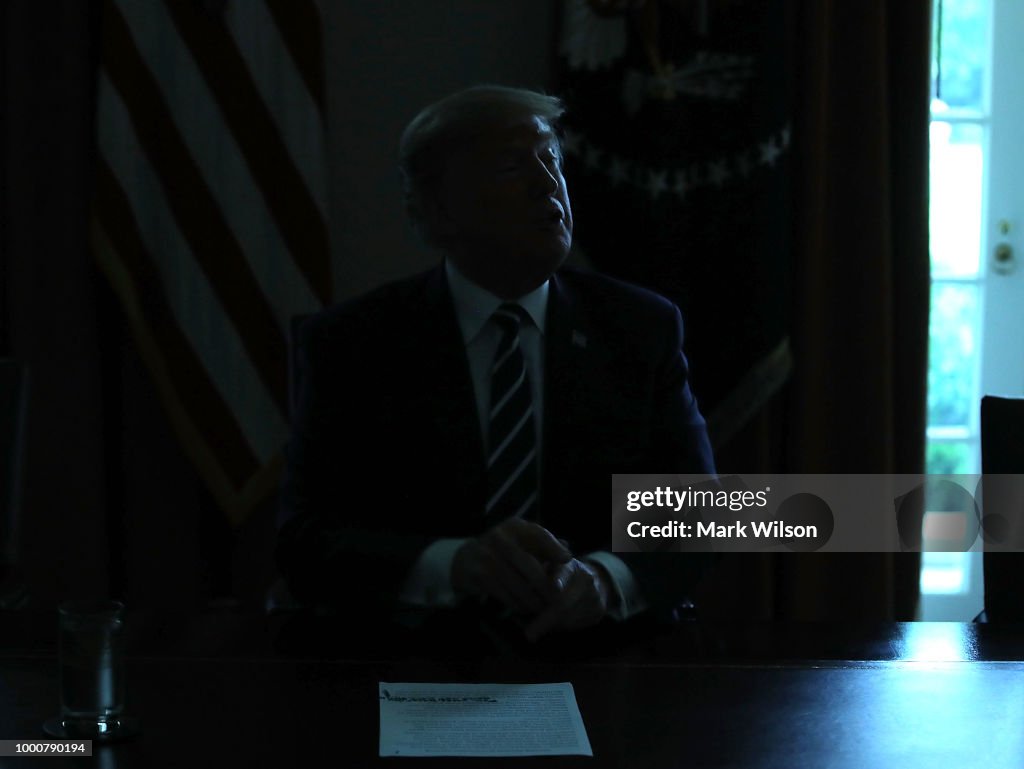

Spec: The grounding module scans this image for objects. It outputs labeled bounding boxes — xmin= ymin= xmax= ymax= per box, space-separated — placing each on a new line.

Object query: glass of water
xmin=57 ymin=600 xmax=126 ymax=737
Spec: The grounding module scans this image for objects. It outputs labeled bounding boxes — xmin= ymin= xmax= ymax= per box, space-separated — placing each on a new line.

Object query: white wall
xmin=321 ymin=1 xmax=557 ymax=300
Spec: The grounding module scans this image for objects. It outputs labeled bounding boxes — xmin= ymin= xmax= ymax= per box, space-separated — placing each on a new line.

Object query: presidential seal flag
xmin=92 ymin=0 xmax=331 ymax=525
xmin=556 ymin=0 xmax=793 ymax=447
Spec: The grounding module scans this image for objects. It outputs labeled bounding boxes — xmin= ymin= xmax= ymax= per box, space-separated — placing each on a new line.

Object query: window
xmin=919 ymin=0 xmax=991 ymax=620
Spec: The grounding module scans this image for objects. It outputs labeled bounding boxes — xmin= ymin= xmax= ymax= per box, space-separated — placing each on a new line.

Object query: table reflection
xmin=894 ymin=622 xmax=979 ymax=662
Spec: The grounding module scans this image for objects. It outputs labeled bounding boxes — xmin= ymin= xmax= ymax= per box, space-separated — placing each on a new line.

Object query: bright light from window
xmin=920 ymin=564 xmax=967 ymax=593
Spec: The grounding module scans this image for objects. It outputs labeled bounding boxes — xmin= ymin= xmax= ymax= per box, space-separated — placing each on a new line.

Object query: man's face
xmin=433 ymin=115 xmax=574 ymax=299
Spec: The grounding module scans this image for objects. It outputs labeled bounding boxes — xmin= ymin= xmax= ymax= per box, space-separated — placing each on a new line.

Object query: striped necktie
xmin=484 ymin=303 xmax=538 ymax=523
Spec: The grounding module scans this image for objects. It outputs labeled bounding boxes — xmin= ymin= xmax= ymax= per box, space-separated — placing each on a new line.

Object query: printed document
xmin=378 ymin=681 xmax=593 ymax=757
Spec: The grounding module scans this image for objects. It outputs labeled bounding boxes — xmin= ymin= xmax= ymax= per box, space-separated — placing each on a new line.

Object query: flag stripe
xmin=224 ymin=0 xmax=328 ymax=221
xmin=264 ymin=0 xmax=326 ymax=113
xmin=97 ymin=80 xmax=288 ymax=463
xmin=161 ymin=0 xmax=331 ymax=305
xmin=114 ymin=0 xmax=322 ymax=334
xmin=103 ymin=3 xmax=290 ymax=414
xmin=95 ymin=159 xmax=260 ymax=487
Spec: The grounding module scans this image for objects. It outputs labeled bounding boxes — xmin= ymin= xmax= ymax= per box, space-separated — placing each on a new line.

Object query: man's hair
xmin=398 ymin=84 xmax=565 ymax=245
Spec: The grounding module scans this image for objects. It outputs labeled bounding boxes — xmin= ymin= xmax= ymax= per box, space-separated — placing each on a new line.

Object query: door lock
xmin=993 ymin=242 xmax=1016 ymax=275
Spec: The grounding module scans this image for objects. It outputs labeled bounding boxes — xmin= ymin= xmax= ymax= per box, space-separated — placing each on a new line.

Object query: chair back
xmin=266 ymin=316 xmax=311 ymax=613
xmin=288 ymin=313 xmax=312 ymax=420
xmin=981 ymin=395 xmax=1024 ymax=621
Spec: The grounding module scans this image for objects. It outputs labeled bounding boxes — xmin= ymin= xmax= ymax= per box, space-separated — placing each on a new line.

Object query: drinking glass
xmin=51 ymin=600 xmax=129 ymax=738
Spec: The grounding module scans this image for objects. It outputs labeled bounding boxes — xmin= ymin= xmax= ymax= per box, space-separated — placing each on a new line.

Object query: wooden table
xmin=2 ymin=611 xmax=1024 ymax=767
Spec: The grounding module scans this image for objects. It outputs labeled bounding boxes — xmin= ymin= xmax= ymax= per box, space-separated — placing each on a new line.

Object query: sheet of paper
xmin=378 ymin=681 xmax=593 ymax=757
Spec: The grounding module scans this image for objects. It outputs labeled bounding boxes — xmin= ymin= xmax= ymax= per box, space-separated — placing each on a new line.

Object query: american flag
xmin=92 ymin=0 xmax=331 ymax=525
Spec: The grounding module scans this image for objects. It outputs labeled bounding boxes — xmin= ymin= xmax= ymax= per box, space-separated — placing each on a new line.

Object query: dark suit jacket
xmin=276 ymin=263 xmax=716 ymax=625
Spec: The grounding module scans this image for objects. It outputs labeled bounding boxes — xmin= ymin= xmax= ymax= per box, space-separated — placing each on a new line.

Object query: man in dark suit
xmin=276 ymin=85 xmax=716 ymax=644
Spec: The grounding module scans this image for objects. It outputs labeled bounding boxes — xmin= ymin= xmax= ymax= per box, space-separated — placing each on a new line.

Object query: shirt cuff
xmin=397 ymin=538 xmax=467 ymax=609
xmin=584 ymin=551 xmax=649 ymax=620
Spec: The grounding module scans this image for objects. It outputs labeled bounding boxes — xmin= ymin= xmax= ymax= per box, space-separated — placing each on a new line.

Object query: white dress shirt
xmin=398 ymin=260 xmax=647 ymax=620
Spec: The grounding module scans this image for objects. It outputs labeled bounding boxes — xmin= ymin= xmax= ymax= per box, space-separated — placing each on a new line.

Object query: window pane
xmin=921 ymin=552 xmax=971 ymax=593
xmin=929 ymin=121 xmax=983 ymax=277
xmin=932 ymin=0 xmax=990 ymax=110
xmin=928 ymin=282 xmax=979 ymax=427
xmin=926 ymin=441 xmax=976 ymax=474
